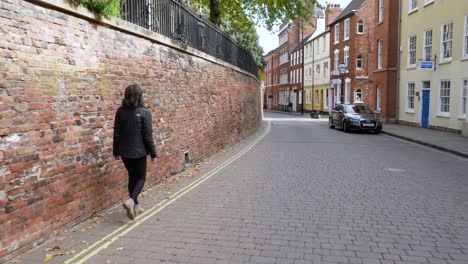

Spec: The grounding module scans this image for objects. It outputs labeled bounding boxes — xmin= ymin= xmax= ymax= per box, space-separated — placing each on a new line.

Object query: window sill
xmin=407 ymin=65 xmax=417 ymax=70
xmin=423 ymin=1 xmax=434 ymax=7
xmin=458 ymin=115 xmax=466 ymax=120
xmin=439 ymin=59 xmax=452 ymax=65
xmin=408 ymin=9 xmax=418 ymax=15
xmin=437 ymin=113 xmax=451 ymax=118
xmin=461 ymin=57 xmax=468 ymax=61
xmin=357 ymin=32 xmax=364 ymax=35
xmin=406 ymin=110 xmax=415 ymax=114
xmin=344 ymin=37 xmax=350 ymax=41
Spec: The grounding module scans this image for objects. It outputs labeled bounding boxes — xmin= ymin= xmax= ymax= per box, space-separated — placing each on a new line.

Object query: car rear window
xmin=347 ymin=105 xmax=373 ymax=114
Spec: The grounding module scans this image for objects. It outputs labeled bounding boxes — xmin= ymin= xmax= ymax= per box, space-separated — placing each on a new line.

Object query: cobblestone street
xmin=17 ymin=113 xmax=468 ymax=264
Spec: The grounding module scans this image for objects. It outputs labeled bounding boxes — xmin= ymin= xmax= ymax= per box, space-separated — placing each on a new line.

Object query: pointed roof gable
xmin=331 ymin=0 xmax=366 ymax=25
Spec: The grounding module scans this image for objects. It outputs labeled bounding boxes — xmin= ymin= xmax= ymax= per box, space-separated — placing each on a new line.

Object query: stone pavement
xmin=382 ymin=124 xmax=468 ymax=159
xmin=11 ymin=113 xmax=468 ymax=264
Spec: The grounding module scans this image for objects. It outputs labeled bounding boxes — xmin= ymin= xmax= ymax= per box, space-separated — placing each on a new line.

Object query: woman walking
xmin=113 ymin=84 xmax=157 ymax=220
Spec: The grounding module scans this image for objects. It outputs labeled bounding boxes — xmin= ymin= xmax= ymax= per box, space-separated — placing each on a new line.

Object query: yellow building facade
xmin=304 ymin=18 xmax=330 ymax=113
xmin=399 ymin=0 xmax=468 ymax=134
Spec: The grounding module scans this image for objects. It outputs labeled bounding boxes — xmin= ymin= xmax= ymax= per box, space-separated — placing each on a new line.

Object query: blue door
xmin=421 ymin=90 xmax=430 ymax=128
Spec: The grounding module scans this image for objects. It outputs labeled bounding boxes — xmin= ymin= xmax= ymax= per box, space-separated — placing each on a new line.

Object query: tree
xmin=184 ymin=0 xmax=320 ymax=73
xmin=186 ymin=0 xmax=320 ymax=30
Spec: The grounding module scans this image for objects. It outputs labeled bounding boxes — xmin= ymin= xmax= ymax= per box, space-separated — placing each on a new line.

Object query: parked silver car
xmin=329 ymin=104 xmax=383 ymax=133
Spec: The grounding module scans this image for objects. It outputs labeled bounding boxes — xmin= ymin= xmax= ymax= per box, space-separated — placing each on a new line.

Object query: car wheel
xmin=329 ymin=118 xmax=335 ymax=129
xmin=374 ymin=129 xmax=381 ymax=134
xmin=343 ymin=120 xmax=349 ymax=133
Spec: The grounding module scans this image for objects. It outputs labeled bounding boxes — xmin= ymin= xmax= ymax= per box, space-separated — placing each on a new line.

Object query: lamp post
xmin=338 ymin=62 xmax=347 ymax=104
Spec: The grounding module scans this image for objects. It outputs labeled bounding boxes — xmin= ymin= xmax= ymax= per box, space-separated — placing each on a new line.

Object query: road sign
xmin=420 ymin=61 xmax=433 ymax=69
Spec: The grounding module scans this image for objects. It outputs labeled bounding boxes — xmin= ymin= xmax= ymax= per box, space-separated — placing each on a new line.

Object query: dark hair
xmin=122 ymin=84 xmax=144 ymax=109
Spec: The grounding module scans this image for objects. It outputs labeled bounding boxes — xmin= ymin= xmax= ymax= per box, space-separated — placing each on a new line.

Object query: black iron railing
xmin=121 ymin=0 xmax=258 ymax=75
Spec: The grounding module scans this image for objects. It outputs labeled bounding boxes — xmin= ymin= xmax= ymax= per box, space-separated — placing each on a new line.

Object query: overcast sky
xmin=256 ymin=0 xmax=352 ymax=54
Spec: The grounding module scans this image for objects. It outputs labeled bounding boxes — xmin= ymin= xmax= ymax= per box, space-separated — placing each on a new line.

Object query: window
xmin=357 ymin=20 xmax=364 ymax=34
xmin=315 ymin=90 xmax=320 ymax=105
xmin=464 ymin=16 xmax=468 ymax=58
xmin=355 ymin=89 xmax=363 ymax=103
xmin=344 ymin=18 xmax=350 ymax=40
xmin=344 ymin=47 xmax=349 ymax=67
xmin=306 ymin=89 xmax=311 ymax=104
xmin=316 ymin=40 xmax=320 ymax=54
xmin=345 ymin=79 xmax=351 ymax=104
xmin=334 ymin=24 xmax=340 ymax=43
xmin=378 ymin=0 xmax=384 ymax=23
xmin=439 ymin=80 xmax=451 ymax=115
xmin=407 ymin=82 xmax=415 ymax=111
xmin=323 ymin=62 xmax=328 ymax=78
xmin=334 ymin=49 xmax=339 ymax=71
xmin=461 ymin=79 xmax=467 ymax=118
xmin=356 ymin=55 xmax=363 ymax=69
xmin=409 ymin=0 xmax=418 ymax=13
xmin=441 ymin=22 xmax=453 ymax=61
xmin=316 ymin=64 xmax=321 ymax=74
xmin=408 ymin=35 xmax=417 ymax=67
xmin=322 ymin=37 xmax=326 ymax=52
xmin=377 ymin=39 xmax=383 ymax=69
xmin=423 ymin=29 xmax=433 ymax=61
xmin=376 ymin=87 xmax=382 ymax=112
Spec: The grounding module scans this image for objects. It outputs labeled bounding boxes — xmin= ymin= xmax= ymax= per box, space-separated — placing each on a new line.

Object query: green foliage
xmin=184 ymin=0 xmax=321 ymax=73
xmin=185 ymin=0 xmax=266 ymax=72
xmin=70 ymin=0 xmax=121 ymax=18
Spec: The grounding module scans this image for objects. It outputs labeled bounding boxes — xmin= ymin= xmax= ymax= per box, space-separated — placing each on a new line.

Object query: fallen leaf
xmin=65 ymin=250 xmax=76 ymax=255
xmin=115 ymin=247 xmax=124 ymax=251
xmin=90 ymin=213 xmax=103 ymax=219
xmin=43 ymin=254 xmax=53 ymax=262
xmin=106 ymin=260 xmax=111 ymax=264
xmin=46 ymin=245 xmax=61 ymax=251
xmin=55 ymin=236 xmax=65 ymax=242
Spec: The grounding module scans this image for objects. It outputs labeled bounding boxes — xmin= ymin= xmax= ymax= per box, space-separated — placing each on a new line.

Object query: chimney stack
xmin=325 ymin=3 xmax=343 ymax=27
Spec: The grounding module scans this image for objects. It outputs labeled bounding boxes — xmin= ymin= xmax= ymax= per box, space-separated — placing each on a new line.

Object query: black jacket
xmin=113 ymin=106 xmax=157 ymax=159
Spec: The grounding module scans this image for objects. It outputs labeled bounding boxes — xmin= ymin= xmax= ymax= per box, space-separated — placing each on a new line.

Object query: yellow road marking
xmin=65 ymin=121 xmax=271 ymax=264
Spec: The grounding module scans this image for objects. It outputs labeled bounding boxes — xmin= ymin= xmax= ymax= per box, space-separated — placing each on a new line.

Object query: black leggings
xmin=121 ymin=156 xmax=147 ymax=205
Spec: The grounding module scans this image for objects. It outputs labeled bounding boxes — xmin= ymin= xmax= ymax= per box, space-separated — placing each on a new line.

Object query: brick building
xmin=329 ymin=0 xmax=399 ymax=121
xmin=264 ymin=12 xmax=320 ymax=112
xmin=264 ymin=49 xmax=278 ymax=109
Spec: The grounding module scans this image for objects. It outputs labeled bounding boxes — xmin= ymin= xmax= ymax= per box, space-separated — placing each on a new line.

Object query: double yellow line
xmin=65 ymin=121 xmax=271 ymax=264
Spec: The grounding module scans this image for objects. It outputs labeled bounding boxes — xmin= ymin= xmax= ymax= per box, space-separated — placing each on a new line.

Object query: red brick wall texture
xmin=0 ymin=0 xmax=261 ymax=261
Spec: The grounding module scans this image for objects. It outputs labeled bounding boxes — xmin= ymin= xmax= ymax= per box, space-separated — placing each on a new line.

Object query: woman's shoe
xmin=123 ymin=198 xmax=135 ymax=220
xmin=135 ymin=204 xmax=144 ymax=216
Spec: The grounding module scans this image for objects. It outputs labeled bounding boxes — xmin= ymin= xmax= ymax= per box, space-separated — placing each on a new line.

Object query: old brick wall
xmin=0 ymin=0 xmax=261 ymax=261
